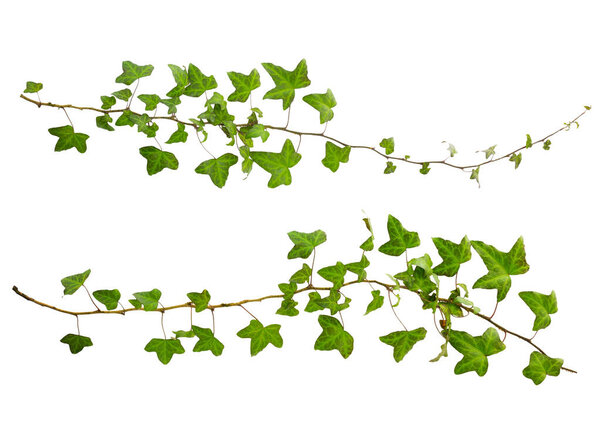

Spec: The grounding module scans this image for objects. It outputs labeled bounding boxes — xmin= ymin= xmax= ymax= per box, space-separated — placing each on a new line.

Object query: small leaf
xmin=322 ymin=141 xmax=351 ymax=172
xmin=100 ymin=95 xmax=116 ymax=110
xmin=522 ymin=351 xmax=563 ymax=385
xmin=525 ymin=134 xmax=532 ymax=148
xmin=138 ymin=94 xmax=161 ymax=111
xmin=419 ymin=163 xmax=431 ymax=175
xmin=24 ymin=81 xmax=43 ymax=93
xmin=470 ymin=167 xmax=480 ymax=187
xmin=160 ymin=96 xmax=181 ymax=114
xmin=167 ymin=64 xmax=188 ymax=97
xmin=289 ymin=263 xmax=312 ymax=284
xmin=509 ymin=152 xmax=522 ymax=169
xmin=96 ymin=114 xmax=114 ymax=131
xmin=314 ymin=314 xmax=353 ymax=359
xmin=139 ymin=146 xmax=179 ymax=176
xmin=61 ymin=269 xmax=91 ymax=295
xmin=448 ymin=328 xmax=506 ymax=376
xmin=227 ymin=69 xmax=261 ymax=103
xmin=92 ymin=289 xmax=121 ymax=310
xmin=305 ymin=291 xmax=323 ymax=313
xmin=144 ymin=338 xmax=184 ymax=364
xmin=187 ymin=290 xmax=211 ymax=313
xmin=432 ymin=236 xmax=471 ymax=277
xmin=317 ymin=262 xmax=347 ymax=290
xmin=365 ymin=290 xmax=384 ymax=315
xmin=115 ymin=61 xmax=154 ymax=85
xmin=379 ymin=328 xmax=427 ymax=362
xmin=519 ymin=290 xmax=558 ymax=331
xmin=287 ymin=229 xmax=326 ymax=259
xmin=302 ymin=89 xmax=337 ymax=124
xmin=379 ymin=137 xmax=394 ymax=155
xmin=250 ymin=139 xmax=302 ymax=188
xmin=48 ymin=125 xmax=89 ymax=153
xmin=378 ymin=215 xmax=420 ymax=257
xmin=165 ymin=123 xmax=189 ymax=144
xmin=542 ymin=140 xmax=551 ymax=151
xmin=195 ymin=153 xmax=238 ymax=188
xmin=345 ymin=254 xmax=369 ymax=282
xmin=192 ymin=326 xmax=224 ymax=356
xmin=317 ymin=290 xmax=350 ymax=315
xmin=237 ymin=319 xmax=283 ymax=356
xmin=132 ymin=289 xmax=161 ymax=311
xmin=112 ymin=88 xmax=132 ymax=102
xmin=383 ymin=161 xmax=396 ymax=174
xmin=60 ymin=334 xmax=93 ymax=354
xmin=444 ymin=141 xmax=457 ymax=157
xmin=184 ymin=64 xmax=217 ymax=97
xmin=276 ymin=298 xmax=299 ymax=317
xmin=482 ymin=145 xmax=496 ymax=159
xmin=262 ymin=59 xmax=311 ymax=110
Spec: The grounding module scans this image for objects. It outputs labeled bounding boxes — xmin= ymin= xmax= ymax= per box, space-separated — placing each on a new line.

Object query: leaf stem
xmin=388 ymin=289 xmax=407 ymax=331
xmin=82 ymin=285 xmax=101 ymax=312
xmin=195 ymin=129 xmax=216 ymax=159
xmin=239 ymin=304 xmax=260 ymax=322
xmin=61 ymin=107 xmax=74 ymax=129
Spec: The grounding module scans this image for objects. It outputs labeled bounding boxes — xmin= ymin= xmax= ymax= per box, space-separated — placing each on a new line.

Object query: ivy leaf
xmin=289 ymin=263 xmax=312 ymax=284
xmin=345 ymin=254 xmax=370 ymax=281
xmin=432 ymin=236 xmax=471 ymax=277
xmin=287 ymin=229 xmax=326 ymax=259
xmin=360 ymin=217 xmax=374 ymax=251
xmin=419 ymin=163 xmax=431 ymax=175
xmin=519 ymin=290 xmax=558 ymax=331
xmin=250 ymin=139 xmax=302 ymax=188
xmin=24 ymin=81 xmax=43 ymax=93
xmin=96 ymin=114 xmax=114 ymax=131
xmin=509 ymin=152 xmax=522 ymax=169
xmin=448 ymin=328 xmax=506 ymax=376
xmin=522 ymin=351 xmax=563 ymax=385
xmin=100 ymin=95 xmax=116 ymax=110
xmin=138 ymin=94 xmax=161 ymax=111
xmin=173 ymin=329 xmax=195 ymax=338
xmin=194 ymin=153 xmax=238 ymax=188
xmin=187 ymin=290 xmax=211 ymax=313
xmin=365 ymin=290 xmax=384 ymax=315
xmin=192 ymin=326 xmax=224 ymax=356
xmin=144 ymin=338 xmax=184 ymax=365
xmin=60 ymin=334 xmax=93 ymax=354
xmin=276 ymin=298 xmax=300 ymax=317
xmin=184 ymin=64 xmax=217 ymax=97
xmin=237 ymin=320 xmax=283 ymax=356
xmin=112 ymin=88 xmax=132 ymax=102
xmin=167 ymin=64 xmax=188 ymax=97
xmin=132 ymin=289 xmax=161 ymax=311
xmin=314 ymin=314 xmax=353 ymax=359
xmin=472 ymin=237 xmax=529 ymax=302
xmin=92 ymin=289 xmax=121 ymax=310
xmin=379 ymin=328 xmax=427 ymax=362
xmin=470 ymin=167 xmax=480 ymax=187
xmin=482 ymin=145 xmax=496 ymax=159
xmin=238 ymin=124 xmax=270 ymax=147
xmin=378 ymin=215 xmax=420 ymax=257
xmin=227 ymin=69 xmax=261 ymax=103
xmin=305 ymin=291 xmax=324 ymax=313
xmin=444 ymin=141 xmax=458 ymax=157
xmin=543 ymin=140 xmax=552 ymax=151
xmin=262 ymin=59 xmax=311 ymax=110
xmin=48 ymin=125 xmax=89 ymax=153
xmin=115 ymin=61 xmax=154 ymax=85
xmin=383 ymin=162 xmax=396 ymax=174
xmin=525 ymin=134 xmax=533 ymax=148
xmin=317 ymin=290 xmax=351 ymax=315
xmin=278 ymin=282 xmax=298 ymax=299
xmin=322 ymin=141 xmax=351 ymax=173
xmin=239 ymin=145 xmax=253 ymax=175
xmin=317 ymin=261 xmax=347 ymax=290
xmin=302 ymin=89 xmax=337 ymax=124
xmin=395 ymin=265 xmax=437 ymax=297
xmin=160 ymin=96 xmax=181 ymax=114
xmin=139 ymin=146 xmax=179 ymax=176
xmin=61 ymin=269 xmax=91 ymax=295
xmin=380 ymin=137 xmax=394 ymax=155
xmin=165 ymin=123 xmax=188 ymax=144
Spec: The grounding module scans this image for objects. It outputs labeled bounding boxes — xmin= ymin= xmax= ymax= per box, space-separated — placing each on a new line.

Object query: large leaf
xmin=227 ymin=69 xmax=261 ymax=103
xmin=144 ymin=338 xmax=184 ymax=364
xmin=322 ymin=141 xmax=351 ymax=172
xmin=314 ymin=314 xmax=353 ymax=359
xmin=48 ymin=125 xmax=89 ymax=153
xmin=237 ymin=320 xmax=283 ymax=356
xmin=378 ymin=215 xmax=420 ymax=256
xmin=287 ymin=229 xmax=327 ymax=259
xmin=522 ymin=351 xmax=563 ymax=385
xmin=191 ymin=326 xmax=224 ymax=356
xmin=60 ymin=334 xmax=93 ymax=354
xmin=432 ymin=236 xmax=471 ymax=277
xmin=139 ymin=146 xmax=179 ymax=176
xmin=379 ymin=328 xmax=427 ymax=362
xmin=195 ymin=153 xmax=238 ymax=188
xmin=92 ymin=289 xmax=121 ymax=310
xmin=61 ymin=269 xmax=91 ymax=295
xmin=519 ymin=290 xmax=558 ymax=331
xmin=262 ymin=59 xmax=311 ymax=110
xmin=250 ymin=139 xmax=301 ymax=188
xmin=184 ymin=64 xmax=217 ymax=97
xmin=448 ymin=328 xmax=506 ymax=376
xmin=472 ymin=237 xmax=529 ymax=302
xmin=115 ymin=61 xmax=154 ymax=85
xmin=303 ymin=89 xmax=337 ymax=124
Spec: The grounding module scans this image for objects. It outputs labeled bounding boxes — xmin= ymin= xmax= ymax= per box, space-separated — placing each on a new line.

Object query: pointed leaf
xmin=191 ymin=326 xmax=224 ymax=356
xmin=322 ymin=141 xmax=351 ymax=172
xmin=100 ymin=95 xmax=116 ymax=110
xmin=519 ymin=290 xmax=558 ymax=331
xmin=61 ymin=269 xmax=91 ymax=295
xmin=380 ymin=137 xmax=395 ymax=155
xmin=302 ymin=89 xmax=336 ymax=124
xmin=287 ymin=229 xmax=326 ymax=259
xmin=289 ymin=263 xmax=312 ymax=284
xmin=250 ymin=139 xmax=301 ymax=188
xmin=314 ymin=314 xmax=353 ymax=358
xmin=195 ymin=153 xmax=238 ymax=188
xmin=522 ymin=351 xmax=563 ymax=385
xmin=365 ymin=290 xmax=384 ymax=315
xmin=227 ymin=69 xmax=261 ymax=103
xmin=139 ymin=146 xmax=179 ymax=176
xmin=187 ymin=290 xmax=211 ymax=313
xmin=262 ymin=59 xmax=311 ymax=110
xmin=60 ymin=334 xmax=93 ymax=354
xmin=132 ymin=289 xmax=161 ymax=311
xmin=380 ymin=328 xmax=427 ymax=362
xmin=138 ymin=94 xmax=161 ymax=111
xmin=48 ymin=125 xmax=89 ymax=153
xmin=115 ymin=61 xmax=154 ymax=85
xmin=305 ymin=291 xmax=324 ymax=313
xmin=448 ymin=328 xmax=506 ymax=376
xmin=144 ymin=338 xmax=184 ymax=364
xmin=345 ymin=254 xmax=369 ymax=281
xmin=112 ymin=88 xmax=132 ymax=101
xmin=317 ymin=262 xmax=346 ymax=290
xmin=184 ymin=64 xmax=217 ymax=97
xmin=378 ymin=215 xmax=420 ymax=256
xmin=96 ymin=114 xmax=114 ymax=131
xmin=432 ymin=236 xmax=471 ymax=277
xmin=24 ymin=81 xmax=43 ymax=93
xmin=165 ymin=122 xmax=188 ymax=144
xmin=236 ymin=320 xmax=283 ymax=356
xmin=92 ymin=289 xmax=121 ymax=310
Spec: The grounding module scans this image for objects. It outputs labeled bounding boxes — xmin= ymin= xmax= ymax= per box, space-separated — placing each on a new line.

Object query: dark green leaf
xmin=115 ymin=61 xmax=154 ymax=85
xmin=262 ymin=59 xmax=311 ymax=110
xmin=61 ymin=269 xmax=91 ymax=295
xmin=289 ymin=263 xmax=312 ymax=284
xmin=432 ymin=236 xmax=471 ymax=277
xmin=287 ymin=229 xmax=326 ymax=259
xmin=24 ymin=81 xmax=43 ymax=93
xmin=519 ymin=290 xmax=558 ymax=331
xmin=322 ymin=141 xmax=351 ymax=172
xmin=380 ymin=137 xmax=394 ymax=155
xmin=448 ymin=328 xmax=506 ymax=376
xmin=92 ymin=289 xmax=121 ymax=310
xmin=132 ymin=289 xmax=161 ymax=311
xmin=100 ymin=95 xmax=116 ymax=110
xmin=302 ymin=89 xmax=336 ymax=124
xmin=48 ymin=125 xmax=89 ymax=153
xmin=227 ymin=69 xmax=261 ymax=103
xmin=522 ymin=351 xmax=563 ymax=385
xmin=184 ymin=64 xmax=217 ymax=97
xmin=379 ymin=328 xmax=427 ymax=362
xmin=195 ymin=153 xmax=238 ymax=188
xmin=165 ymin=122 xmax=188 ymax=144
xmin=138 ymin=94 xmax=161 ymax=111
xmin=250 ymin=139 xmax=301 ymax=188
xmin=237 ymin=320 xmax=283 ymax=356
xmin=112 ymin=88 xmax=132 ymax=102
xmin=345 ymin=254 xmax=369 ymax=281
xmin=192 ymin=326 xmax=224 ymax=356
xmin=365 ymin=290 xmax=384 ymax=315
xmin=96 ymin=114 xmax=114 ymax=131
xmin=139 ymin=146 xmax=179 ymax=176
xmin=115 ymin=110 xmax=135 ymax=127
xmin=60 ymin=334 xmax=92 ymax=354
xmin=378 ymin=215 xmax=420 ymax=256
xmin=317 ymin=262 xmax=347 ymax=290
xmin=144 ymin=338 xmax=184 ymax=364
xmin=314 ymin=314 xmax=353 ymax=358
xmin=187 ymin=290 xmax=211 ymax=313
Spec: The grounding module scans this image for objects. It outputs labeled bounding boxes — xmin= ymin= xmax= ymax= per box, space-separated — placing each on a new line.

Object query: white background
xmin=1 ymin=1 xmax=598 ymax=443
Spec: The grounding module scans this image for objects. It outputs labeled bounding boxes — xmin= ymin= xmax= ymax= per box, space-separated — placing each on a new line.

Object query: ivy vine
xmin=13 ymin=215 xmax=573 ymax=385
xmin=21 ymin=60 xmax=589 ymax=187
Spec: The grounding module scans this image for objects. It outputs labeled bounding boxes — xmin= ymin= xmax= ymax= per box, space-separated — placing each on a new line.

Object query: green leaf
xmin=138 ymin=94 xmax=161 ymax=111
xmin=96 ymin=114 xmax=114 ymax=132
xmin=239 ymin=145 xmax=253 ymax=174
xmin=289 ymin=263 xmax=312 ymax=284
xmin=519 ymin=290 xmax=558 ymax=331
xmin=449 ymin=328 xmax=505 ymax=376
xmin=227 ymin=69 xmax=261 ymax=103
xmin=470 ymin=167 xmax=480 ymax=187
xmin=129 ymin=299 xmax=142 ymax=309
xmin=24 ymin=81 xmax=43 ymax=93
xmin=92 ymin=289 xmax=121 ymax=310
xmin=472 ymin=237 xmax=529 ymax=302
xmin=432 ymin=236 xmax=471 ymax=277
xmin=112 ymin=88 xmax=132 ymax=102
xmin=278 ymin=282 xmax=298 ymax=299
xmin=115 ymin=61 xmax=154 ymax=85
xmin=510 ymin=152 xmax=522 ymax=169
xmin=238 ymin=124 xmax=270 ymax=147
xmin=184 ymin=64 xmax=217 ymax=97
xmin=302 ymin=89 xmax=337 ymax=124
xmin=115 ymin=110 xmax=134 ymax=127
xmin=100 ymin=95 xmax=116 ymax=110
xmin=365 ymin=290 xmax=384 ymax=315
xmin=419 ymin=163 xmax=431 ymax=175
xmin=380 ymin=137 xmax=394 ymax=155
xmin=237 ymin=320 xmax=283 ymax=356
xmin=48 ymin=125 xmax=89 ymax=153
xmin=262 ymin=59 xmax=311 ymax=110
xmin=522 ymin=351 xmax=563 ymax=385
xmin=160 ymin=96 xmax=181 ymax=114
xmin=525 ymin=134 xmax=533 ymax=148
xmin=378 ymin=215 xmax=420 ymax=257
xmin=187 ymin=290 xmax=211 ymax=313
xmin=317 ymin=262 xmax=347 ymax=290
xmin=61 ymin=269 xmax=91 ymax=295
xmin=173 ymin=329 xmax=195 ymax=338
xmin=317 ymin=290 xmax=350 ymax=315
xmin=167 ymin=64 xmax=189 ymax=97
xmin=276 ymin=298 xmax=300 ymax=317
xmin=543 ymin=140 xmax=552 ymax=150
xmin=345 ymin=254 xmax=369 ymax=281
xmin=132 ymin=289 xmax=161 ymax=311
xmin=305 ymin=291 xmax=324 ymax=313
xmin=144 ymin=338 xmax=184 ymax=365
xmin=195 ymin=153 xmax=238 ymax=188
xmin=482 ymin=145 xmax=496 ymax=159
xmin=360 ymin=217 xmax=374 ymax=251
xmin=383 ymin=161 xmax=396 ymax=174
xmin=60 ymin=334 xmax=93 ymax=354
xmin=314 ymin=314 xmax=353 ymax=359
xmin=379 ymin=328 xmax=427 ymax=362
xmin=191 ymin=326 xmax=224 ymax=356
xmin=395 ymin=265 xmax=437 ymax=297
xmin=322 ymin=141 xmax=351 ymax=173
xmin=287 ymin=229 xmax=326 ymax=259
xmin=139 ymin=146 xmax=179 ymax=176
xmin=250 ymin=139 xmax=301 ymax=188
xmin=165 ymin=122 xmax=188 ymax=144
